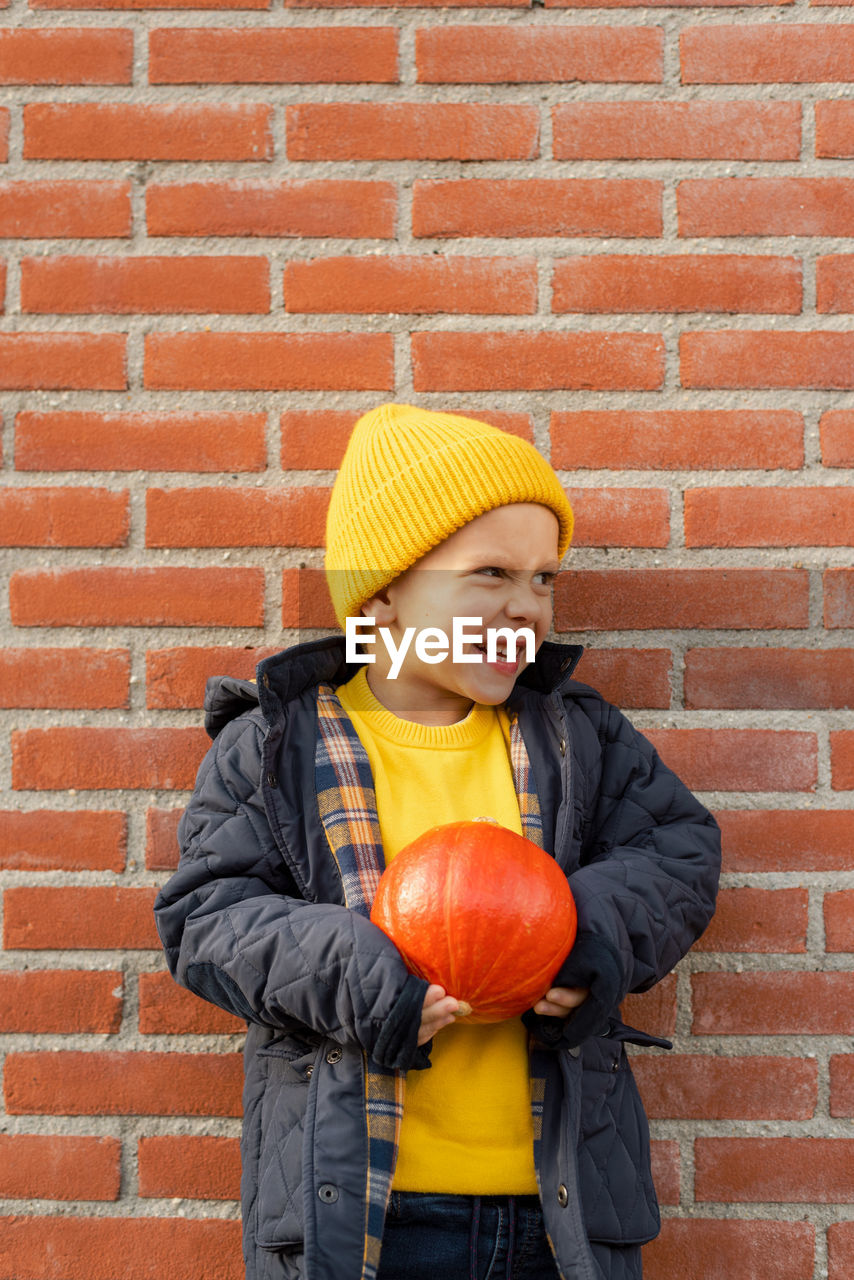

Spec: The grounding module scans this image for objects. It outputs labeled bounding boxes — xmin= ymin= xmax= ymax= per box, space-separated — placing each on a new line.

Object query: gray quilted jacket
xmin=154 ymin=636 xmax=720 ymax=1280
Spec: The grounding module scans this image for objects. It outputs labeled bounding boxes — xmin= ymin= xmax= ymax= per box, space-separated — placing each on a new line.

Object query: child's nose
xmin=504 ymin=583 xmax=546 ymax=623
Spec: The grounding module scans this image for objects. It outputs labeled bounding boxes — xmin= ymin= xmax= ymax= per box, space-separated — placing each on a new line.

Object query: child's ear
xmin=361 ymin=587 xmax=395 ymax=625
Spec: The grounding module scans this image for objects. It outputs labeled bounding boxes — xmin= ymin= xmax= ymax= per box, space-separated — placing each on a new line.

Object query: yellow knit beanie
xmin=324 ymin=403 xmax=574 ymax=628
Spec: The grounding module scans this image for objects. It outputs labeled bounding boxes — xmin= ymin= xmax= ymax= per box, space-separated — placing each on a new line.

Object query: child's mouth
xmin=473 ymin=642 xmax=519 ymax=673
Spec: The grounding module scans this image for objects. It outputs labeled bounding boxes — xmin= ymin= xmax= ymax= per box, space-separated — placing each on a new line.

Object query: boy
xmin=154 ymin=403 xmax=720 ymax=1280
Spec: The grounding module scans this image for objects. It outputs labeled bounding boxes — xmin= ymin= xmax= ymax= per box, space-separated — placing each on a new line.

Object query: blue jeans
xmin=376 ymin=1192 xmax=560 ymax=1280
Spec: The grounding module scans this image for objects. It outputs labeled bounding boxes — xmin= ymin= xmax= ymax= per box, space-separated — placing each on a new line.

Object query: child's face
xmin=360 ymin=503 xmax=561 ymax=725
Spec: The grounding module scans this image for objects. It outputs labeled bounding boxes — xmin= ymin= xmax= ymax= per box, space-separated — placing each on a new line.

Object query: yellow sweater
xmin=336 ymin=669 xmax=538 ymax=1195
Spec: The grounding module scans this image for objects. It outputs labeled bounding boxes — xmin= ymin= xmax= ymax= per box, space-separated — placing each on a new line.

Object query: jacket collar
xmin=256 ymin=635 xmax=584 ymax=724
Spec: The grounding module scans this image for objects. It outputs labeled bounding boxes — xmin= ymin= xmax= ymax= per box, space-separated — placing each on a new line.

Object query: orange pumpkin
xmin=370 ymin=819 xmax=577 ymax=1023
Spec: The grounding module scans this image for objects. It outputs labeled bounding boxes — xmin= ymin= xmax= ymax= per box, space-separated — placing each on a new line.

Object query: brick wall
xmin=1 ymin=0 xmax=853 ymax=1275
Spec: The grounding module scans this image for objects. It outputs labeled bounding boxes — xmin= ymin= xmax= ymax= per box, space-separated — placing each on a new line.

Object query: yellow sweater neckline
xmin=337 ymin=668 xmax=498 ymax=749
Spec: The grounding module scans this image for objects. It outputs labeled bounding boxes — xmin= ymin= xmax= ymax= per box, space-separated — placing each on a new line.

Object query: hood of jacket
xmin=203 ymin=635 xmax=585 ymax=741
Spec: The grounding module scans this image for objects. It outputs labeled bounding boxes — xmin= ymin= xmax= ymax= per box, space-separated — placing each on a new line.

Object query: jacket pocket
xmin=253 ymin=1036 xmax=319 ymax=1251
xmin=575 ymin=1037 xmax=660 ymax=1246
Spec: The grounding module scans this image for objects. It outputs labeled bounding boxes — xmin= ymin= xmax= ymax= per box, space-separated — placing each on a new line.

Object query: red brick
xmin=634 ymin=1054 xmax=817 ymax=1120
xmin=21 ymin=255 xmax=269 ymax=314
xmin=0 ymin=647 xmax=129 ymax=709
xmin=145 ymin=332 xmax=393 ymax=391
xmin=816 ymin=101 xmax=854 ymax=156
xmin=553 ymin=0 xmax=793 ymax=6
xmin=0 ymin=1135 xmax=120 ymax=1200
xmin=696 ymin=1138 xmax=854 ymax=1203
xmin=0 ymin=971 xmax=122 ymax=1034
xmin=0 ymin=180 xmax=130 ymax=238
xmin=15 ymin=410 xmax=266 ymax=472
xmin=650 ymin=1141 xmax=679 ymax=1207
xmin=146 ymin=807 xmax=182 ymax=871
xmin=681 ymin=331 xmax=854 ymax=389
xmin=0 ymin=333 xmax=125 ymax=390
xmin=682 ymin=24 xmax=854 ymax=83
xmin=817 ymin=255 xmax=854 ymax=312
xmin=139 ymin=972 xmax=245 ymax=1034
xmin=686 ymin=648 xmax=854 ymax=709
xmin=12 ymin=728 xmax=208 ymax=792
xmin=679 ymin=178 xmax=854 ymax=237
xmin=826 ymin=569 xmax=854 ymax=628
xmin=138 ymin=1135 xmax=241 ymax=1200
xmin=149 ymin=27 xmax=397 ymax=83
xmin=0 ymin=810 xmax=126 ymax=872
xmin=416 ymin=26 xmax=662 ymax=83
xmin=645 ymin=728 xmax=817 ymax=793
xmin=644 ymin=1219 xmax=814 ymax=1280
xmin=284 ymin=255 xmax=537 ymax=315
xmin=147 ymin=179 xmax=395 ymax=238
xmin=553 ymin=254 xmax=801 ymax=314
xmin=825 ymin=891 xmax=854 ymax=952
xmin=0 ymin=28 xmax=132 ymax=83
xmin=413 ymin=179 xmax=661 ymax=238
xmin=553 ymin=101 xmax=800 ymax=160
xmin=554 ymin=568 xmax=809 ymax=631
xmin=282 ymin=566 xmax=337 ymax=630
xmin=412 ymin=332 xmax=664 ymax=392
xmin=686 ymin=486 xmax=854 ymax=546
xmin=281 ymin=408 xmax=531 ymax=469
xmin=832 ymin=731 xmax=854 ymax=789
xmin=0 ymin=109 xmax=7 ymax=160
xmin=715 ymin=809 xmax=854 ymax=873
xmin=695 ymin=887 xmax=807 ymax=953
xmin=572 ymin=649 xmax=671 ymax=710
xmin=5 ymin=1051 xmax=242 ymax=1116
xmin=0 ymin=1216 xmax=242 ymax=1280
xmin=565 ymin=488 xmax=669 ymax=547
xmin=10 ymin=566 xmax=264 ymax=628
xmin=24 ymin=103 xmax=272 ymax=161
xmin=34 ymin=0 xmax=269 ymax=7
xmin=829 ymin=1223 xmax=854 ymax=1280
xmin=551 ymin=409 xmax=804 ymax=470
xmin=286 ymin=0 xmax=525 ymax=6
xmin=821 ymin=411 xmax=854 ymax=466
xmin=621 ymin=971 xmax=677 ymax=1039
xmin=287 ymin=102 xmax=538 ymax=160
xmin=146 ymin=485 xmax=328 ymax=547
xmin=831 ymin=1057 xmax=854 ymax=1116
xmin=5 ymin=886 xmax=159 ymax=950
xmin=146 ymin=644 xmax=277 ymax=709
xmin=0 ymin=486 xmax=128 ymax=547
xmin=692 ymin=971 xmax=854 ymax=1035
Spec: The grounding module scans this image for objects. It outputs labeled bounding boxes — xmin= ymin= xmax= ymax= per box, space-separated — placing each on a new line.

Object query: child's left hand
xmin=532 ymin=986 xmax=590 ymax=1019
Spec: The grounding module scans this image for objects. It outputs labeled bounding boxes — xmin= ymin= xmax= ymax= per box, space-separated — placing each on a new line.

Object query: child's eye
xmin=474 ymin=566 xmax=503 ymax=578
xmin=533 ymin=571 xmax=557 ymax=588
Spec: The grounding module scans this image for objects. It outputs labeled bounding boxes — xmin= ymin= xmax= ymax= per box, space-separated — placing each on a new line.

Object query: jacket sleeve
xmin=567 ymin=695 xmax=721 ymax=1001
xmin=153 ymin=713 xmax=428 ymax=1071
xmin=525 ymin=695 xmax=720 ymax=1049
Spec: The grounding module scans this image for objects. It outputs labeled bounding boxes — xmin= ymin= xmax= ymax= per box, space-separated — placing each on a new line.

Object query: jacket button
xmin=558 ymin=738 xmax=566 ymax=757
xmin=266 ymin=772 xmax=277 ymax=788
xmin=262 ymin=672 xmax=270 ymax=688
xmin=557 ymin=1184 xmax=569 ymax=1208
xmin=318 ymin=1184 xmax=339 ymax=1204
xmin=305 ymin=1065 xmax=314 ymax=1079
xmin=326 ymin=1047 xmax=343 ymax=1065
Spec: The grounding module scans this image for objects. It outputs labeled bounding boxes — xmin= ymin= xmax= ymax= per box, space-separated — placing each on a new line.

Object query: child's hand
xmin=531 ymin=986 xmax=591 ymax=1019
xmin=418 ymin=983 xmax=465 ymax=1045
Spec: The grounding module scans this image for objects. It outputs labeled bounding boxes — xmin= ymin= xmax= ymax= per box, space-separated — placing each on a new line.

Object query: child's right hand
xmin=418 ymin=983 xmax=464 ymax=1045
